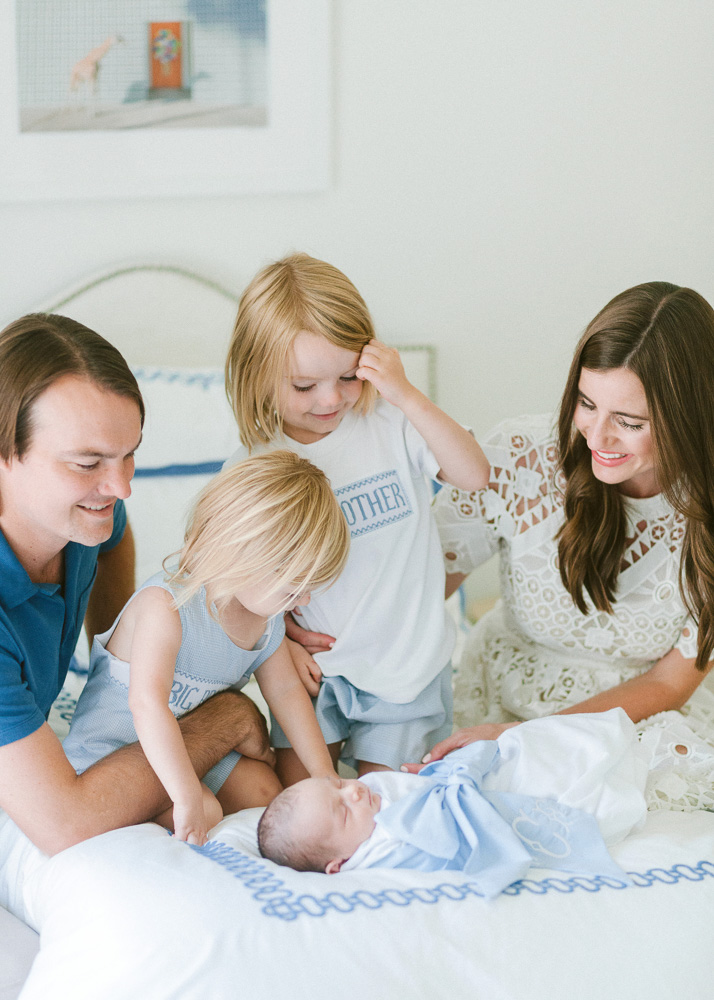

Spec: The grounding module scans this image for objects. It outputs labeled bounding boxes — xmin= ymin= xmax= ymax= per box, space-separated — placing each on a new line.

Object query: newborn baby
xmin=258 ymin=710 xmax=649 ymax=898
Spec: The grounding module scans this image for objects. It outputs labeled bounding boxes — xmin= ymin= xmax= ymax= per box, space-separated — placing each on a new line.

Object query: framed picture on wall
xmin=0 ymin=0 xmax=330 ymax=201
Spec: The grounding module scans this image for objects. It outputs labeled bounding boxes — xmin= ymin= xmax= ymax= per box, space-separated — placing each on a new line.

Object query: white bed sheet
xmin=18 ymin=807 xmax=714 ymax=1000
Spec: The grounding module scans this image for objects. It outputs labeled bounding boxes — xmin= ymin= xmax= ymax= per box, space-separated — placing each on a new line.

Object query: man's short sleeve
xmin=0 ymin=629 xmax=46 ymax=746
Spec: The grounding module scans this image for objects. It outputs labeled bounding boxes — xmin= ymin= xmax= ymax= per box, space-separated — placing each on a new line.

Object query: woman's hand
xmin=284 ymin=612 xmax=335 ymax=655
xmin=286 ymin=637 xmax=323 ymax=697
xmin=400 ymin=721 xmax=520 ymax=773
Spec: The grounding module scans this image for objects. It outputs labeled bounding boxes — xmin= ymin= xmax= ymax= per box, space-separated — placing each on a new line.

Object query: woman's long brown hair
xmin=557 ymin=281 xmax=714 ymax=670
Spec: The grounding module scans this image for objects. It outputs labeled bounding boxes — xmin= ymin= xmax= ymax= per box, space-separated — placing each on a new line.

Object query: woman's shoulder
xmin=482 ymin=413 xmax=557 ymax=462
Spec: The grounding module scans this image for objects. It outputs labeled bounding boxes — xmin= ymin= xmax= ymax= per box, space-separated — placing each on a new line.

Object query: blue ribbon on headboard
xmin=134 ymin=461 xmax=225 ymax=478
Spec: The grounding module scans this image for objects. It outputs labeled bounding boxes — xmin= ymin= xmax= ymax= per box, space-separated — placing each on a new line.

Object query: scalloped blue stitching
xmin=334 ymin=470 xmax=414 ymax=537
xmin=334 ymin=471 xmax=400 ymax=495
xmin=189 ymin=842 xmax=714 ymax=922
xmin=349 ymin=509 xmax=413 ymax=537
xmin=133 ymin=369 xmax=223 ymax=391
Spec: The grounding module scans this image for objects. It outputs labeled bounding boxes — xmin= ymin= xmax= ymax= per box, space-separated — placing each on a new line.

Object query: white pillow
xmin=127 ymin=367 xmax=238 ymax=586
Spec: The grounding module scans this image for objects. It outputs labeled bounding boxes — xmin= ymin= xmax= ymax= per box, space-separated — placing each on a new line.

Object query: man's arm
xmin=84 ymin=521 xmax=136 ymax=647
xmin=0 ymin=689 xmax=272 ymax=856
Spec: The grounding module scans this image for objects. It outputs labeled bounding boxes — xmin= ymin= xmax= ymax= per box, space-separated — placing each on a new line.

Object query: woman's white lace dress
xmin=435 ymin=414 xmax=714 ymax=812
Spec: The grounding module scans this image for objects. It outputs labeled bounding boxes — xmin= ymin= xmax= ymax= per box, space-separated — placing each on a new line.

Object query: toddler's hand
xmin=287 ymin=637 xmax=323 ymax=697
xmin=356 ymin=340 xmax=414 ymax=408
xmin=173 ymin=797 xmax=210 ymax=846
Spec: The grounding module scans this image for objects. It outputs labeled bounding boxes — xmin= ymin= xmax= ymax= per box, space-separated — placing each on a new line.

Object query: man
xmin=0 ymin=314 xmax=271 ymax=886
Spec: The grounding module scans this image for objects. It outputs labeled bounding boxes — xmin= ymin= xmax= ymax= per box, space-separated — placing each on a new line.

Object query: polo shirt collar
xmin=0 ymin=526 xmax=64 ymax=609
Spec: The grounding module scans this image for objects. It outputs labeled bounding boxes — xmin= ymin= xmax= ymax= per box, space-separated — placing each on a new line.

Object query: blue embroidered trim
xmin=334 ymin=471 xmax=399 ymax=495
xmin=189 ymin=841 xmax=714 ymax=923
xmin=334 ymin=469 xmax=414 ymax=538
xmin=349 ymin=509 xmax=413 ymax=537
xmin=50 ymin=688 xmax=80 ymax=725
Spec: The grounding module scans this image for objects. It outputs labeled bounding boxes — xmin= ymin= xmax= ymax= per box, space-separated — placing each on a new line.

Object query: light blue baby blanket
xmin=364 ymin=741 xmax=630 ymax=898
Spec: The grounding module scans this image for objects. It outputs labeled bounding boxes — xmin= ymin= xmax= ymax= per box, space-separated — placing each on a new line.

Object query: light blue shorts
xmin=270 ymin=663 xmax=453 ymax=770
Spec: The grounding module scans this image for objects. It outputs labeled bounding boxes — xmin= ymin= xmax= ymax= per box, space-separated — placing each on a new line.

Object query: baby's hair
xmin=257 ymin=786 xmax=328 ymax=872
xmin=226 ymin=252 xmax=378 ymax=450
xmin=166 ymin=450 xmax=349 ymax=615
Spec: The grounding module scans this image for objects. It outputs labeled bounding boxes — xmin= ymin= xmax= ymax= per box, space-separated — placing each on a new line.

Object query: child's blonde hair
xmin=225 ymin=252 xmax=377 ymax=450
xmin=166 ymin=450 xmax=349 ymax=615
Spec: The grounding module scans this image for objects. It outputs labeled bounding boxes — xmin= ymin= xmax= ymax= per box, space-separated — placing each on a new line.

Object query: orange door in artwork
xmin=150 ymin=23 xmax=183 ymax=89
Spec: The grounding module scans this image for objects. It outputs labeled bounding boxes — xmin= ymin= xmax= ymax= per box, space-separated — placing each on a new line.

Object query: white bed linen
xmin=17 ymin=806 xmax=714 ymax=1000
xmin=0 ymin=906 xmax=38 ymax=1000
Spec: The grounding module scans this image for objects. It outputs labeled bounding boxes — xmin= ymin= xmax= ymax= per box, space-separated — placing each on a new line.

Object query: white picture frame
xmin=0 ymin=0 xmax=331 ymax=202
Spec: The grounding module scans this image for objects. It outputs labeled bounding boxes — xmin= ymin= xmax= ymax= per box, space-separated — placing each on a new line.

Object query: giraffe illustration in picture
xmin=69 ymin=35 xmax=124 ymax=103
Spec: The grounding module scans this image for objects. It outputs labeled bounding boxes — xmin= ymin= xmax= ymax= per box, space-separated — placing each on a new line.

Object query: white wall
xmin=2 ymin=0 xmax=713 ymax=599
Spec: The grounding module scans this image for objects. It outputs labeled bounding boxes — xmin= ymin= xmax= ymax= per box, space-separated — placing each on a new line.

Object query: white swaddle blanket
xmin=344 ymin=709 xmax=649 ymax=874
xmin=479 ymin=708 xmax=650 ymax=844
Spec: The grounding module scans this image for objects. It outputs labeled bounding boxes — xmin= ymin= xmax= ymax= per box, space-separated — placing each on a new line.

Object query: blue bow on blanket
xmin=373 ymin=743 xmax=630 ymax=898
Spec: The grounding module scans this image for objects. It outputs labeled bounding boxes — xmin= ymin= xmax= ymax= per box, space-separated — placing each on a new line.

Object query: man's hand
xmin=198 ymin=690 xmax=274 ymax=767
xmin=284 ymin=612 xmax=335 ymax=655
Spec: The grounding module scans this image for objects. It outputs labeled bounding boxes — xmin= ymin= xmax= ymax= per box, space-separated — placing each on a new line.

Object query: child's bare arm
xmin=286 ymin=637 xmax=323 ymax=697
xmin=356 ymin=340 xmax=489 ymax=490
xmin=128 ymin=588 xmax=211 ymax=845
xmin=256 ymin=639 xmax=335 ymax=778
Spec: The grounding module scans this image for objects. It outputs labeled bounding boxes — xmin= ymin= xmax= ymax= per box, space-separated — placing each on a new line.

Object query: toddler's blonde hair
xmin=166 ymin=450 xmax=349 ymax=615
xmin=225 ymin=252 xmax=377 ymax=450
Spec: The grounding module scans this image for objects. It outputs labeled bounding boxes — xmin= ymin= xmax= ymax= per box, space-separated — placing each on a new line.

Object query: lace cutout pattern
xmin=435 ymin=415 xmax=714 ymax=812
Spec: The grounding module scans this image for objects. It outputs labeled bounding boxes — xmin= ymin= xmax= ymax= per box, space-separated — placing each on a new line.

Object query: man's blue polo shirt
xmin=0 ymin=500 xmax=126 ymax=747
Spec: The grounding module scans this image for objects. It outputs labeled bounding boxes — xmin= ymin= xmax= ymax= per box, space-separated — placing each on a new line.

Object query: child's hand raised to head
xmin=356 ymin=340 xmax=416 ymax=409
xmin=357 ymin=339 xmax=490 ymax=492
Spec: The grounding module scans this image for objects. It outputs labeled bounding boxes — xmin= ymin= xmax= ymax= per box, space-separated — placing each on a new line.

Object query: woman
xmin=432 ymin=282 xmax=714 ymax=812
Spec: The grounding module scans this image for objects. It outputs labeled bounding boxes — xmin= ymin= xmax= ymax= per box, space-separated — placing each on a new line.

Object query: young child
xmin=257 ymin=710 xmax=650 ymax=898
xmin=63 ymin=451 xmax=349 ymax=845
xmin=225 ymin=253 xmax=491 ymax=783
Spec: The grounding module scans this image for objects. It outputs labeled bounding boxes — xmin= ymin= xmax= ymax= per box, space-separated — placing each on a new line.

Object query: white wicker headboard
xmin=37 ymin=263 xmax=437 ymax=395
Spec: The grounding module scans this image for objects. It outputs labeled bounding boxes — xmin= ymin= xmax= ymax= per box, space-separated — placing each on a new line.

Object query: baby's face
xmin=292 ymin=776 xmax=381 ymax=871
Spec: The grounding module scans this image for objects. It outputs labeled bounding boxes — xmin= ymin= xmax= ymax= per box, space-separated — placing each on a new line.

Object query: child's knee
xmin=218 ymin=757 xmax=283 ymax=812
xmin=244 ymin=759 xmax=283 ymax=805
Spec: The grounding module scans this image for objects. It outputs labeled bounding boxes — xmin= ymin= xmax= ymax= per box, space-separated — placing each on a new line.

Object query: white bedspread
xmin=17 ymin=806 xmax=714 ymax=1000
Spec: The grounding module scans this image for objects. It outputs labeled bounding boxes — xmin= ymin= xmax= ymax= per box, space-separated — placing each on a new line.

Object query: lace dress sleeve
xmin=674 ymin=615 xmax=700 ymax=661
xmin=434 ymin=416 xmax=553 ymax=577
